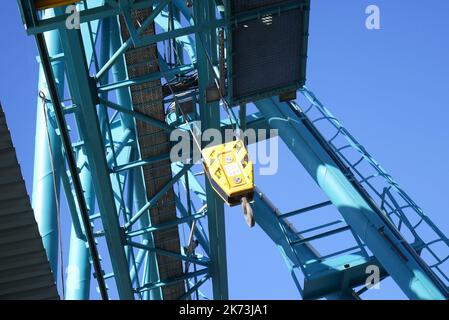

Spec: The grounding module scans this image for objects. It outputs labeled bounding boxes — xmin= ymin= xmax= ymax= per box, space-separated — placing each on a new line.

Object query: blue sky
xmin=1 ymin=1 xmax=448 ymax=300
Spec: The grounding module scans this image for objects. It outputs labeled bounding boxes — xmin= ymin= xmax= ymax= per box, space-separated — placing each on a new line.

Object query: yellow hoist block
xmin=34 ymin=0 xmax=79 ymax=10
xmin=202 ymin=140 xmax=254 ymax=207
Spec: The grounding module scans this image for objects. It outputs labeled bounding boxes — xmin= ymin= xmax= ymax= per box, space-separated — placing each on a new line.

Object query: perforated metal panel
xmin=229 ymin=1 xmax=310 ymax=103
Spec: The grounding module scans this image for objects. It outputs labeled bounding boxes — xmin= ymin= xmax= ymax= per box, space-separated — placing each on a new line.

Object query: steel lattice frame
xmin=16 ymin=0 xmax=449 ymax=300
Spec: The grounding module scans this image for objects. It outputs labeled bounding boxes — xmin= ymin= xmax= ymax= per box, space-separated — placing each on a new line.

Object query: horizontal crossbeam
xmin=279 ymin=201 xmax=333 ymax=219
xmin=127 ymin=241 xmax=210 ymax=267
xmin=100 ymin=98 xmax=173 ymax=132
xmin=135 ymin=268 xmax=209 ymax=294
xmin=126 ymin=211 xmax=206 ymax=238
xmin=98 ymin=64 xmax=195 ymax=92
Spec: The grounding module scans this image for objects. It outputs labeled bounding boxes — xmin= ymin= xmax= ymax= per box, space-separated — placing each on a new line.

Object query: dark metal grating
xmin=230 ymin=0 xmax=310 ymax=103
xmin=120 ymin=8 xmax=185 ymax=300
xmin=0 ymin=104 xmax=59 ymax=300
xmin=231 ymin=0 xmax=288 ymax=14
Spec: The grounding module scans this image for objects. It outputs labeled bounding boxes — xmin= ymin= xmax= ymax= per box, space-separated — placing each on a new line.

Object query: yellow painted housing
xmin=34 ymin=0 xmax=78 ymax=10
xmin=202 ymin=140 xmax=254 ymax=206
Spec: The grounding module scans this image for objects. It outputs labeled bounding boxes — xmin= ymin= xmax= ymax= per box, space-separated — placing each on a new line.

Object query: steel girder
xmin=19 ymin=0 xmax=449 ymax=300
xmin=254 ymin=96 xmax=448 ymax=300
xmin=20 ymin=0 xmax=217 ymax=299
xmin=192 ymin=0 xmax=229 ymax=300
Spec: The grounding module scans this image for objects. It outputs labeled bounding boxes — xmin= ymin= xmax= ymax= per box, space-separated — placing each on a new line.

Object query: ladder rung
xmin=278 ymin=200 xmax=333 ymax=219
xmin=296 ymin=219 xmax=345 ymax=236
xmin=290 ymin=226 xmax=351 ymax=246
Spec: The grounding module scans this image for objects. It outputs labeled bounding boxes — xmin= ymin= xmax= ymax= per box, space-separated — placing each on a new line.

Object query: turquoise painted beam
xmin=32 ymin=8 xmax=64 ymax=279
xmin=108 ymin=15 xmax=163 ymax=300
xmin=193 ymin=0 xmax=228 ymax=300
xmin=59 ymin=26 xmax=134 ymax=299
xmin=255 ymin=96 xmax=448 ymax=300
xmin=66 ymin=152 xmax=94 ymax=300
xmin=19 ymin=0 xmax=161 ymax=35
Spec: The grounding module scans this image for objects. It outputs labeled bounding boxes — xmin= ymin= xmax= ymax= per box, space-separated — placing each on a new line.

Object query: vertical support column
xmin=66 ymin=10 xmax=104 ymax=299
xmin=239 ymin=104 xmax=247 ymax=132
xmin=59 ymin=26 xmax=134 ymax=299
xmin=110 ymin=16 xmax=162 ymax=300
xmin=65 ymin=11 xmax=109 ymax=298
xmin=110 ymin=16 xmax=135 ymax=130
xmin=32 ymin=9 xmax=64 ymax=278
xmin=193 ymin=0 xmax=229 ymax=300
xmin=97 ymin=18 xmax=112 ymax=140
xmin=132 ymin=165 xmax=162 ymax=300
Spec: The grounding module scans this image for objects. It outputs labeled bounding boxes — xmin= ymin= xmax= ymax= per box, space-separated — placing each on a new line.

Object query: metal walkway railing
xmin=296 ymin=88 xmax=449 ymax=288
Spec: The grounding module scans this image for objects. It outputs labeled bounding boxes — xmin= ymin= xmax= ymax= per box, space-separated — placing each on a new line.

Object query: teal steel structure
xmin=16 ymin=0 xmax=449 ymax=300
xmin=32 ymin=8 xmax=65 ymax=278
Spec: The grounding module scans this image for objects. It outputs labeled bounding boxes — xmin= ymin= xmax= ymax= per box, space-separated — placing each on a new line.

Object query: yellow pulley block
xmin=202 ymin=140 xmax=255 ymax=227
